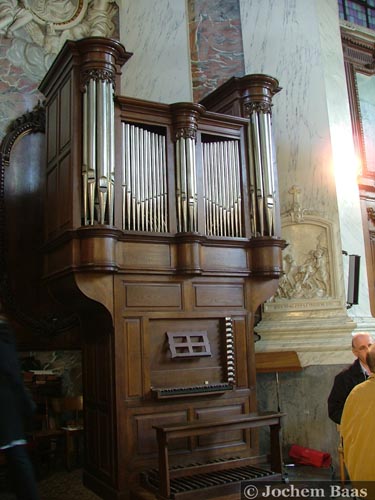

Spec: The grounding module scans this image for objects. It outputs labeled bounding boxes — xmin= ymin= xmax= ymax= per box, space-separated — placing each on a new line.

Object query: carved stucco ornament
xmin=0 ymin=0 xmax=119 ymax=82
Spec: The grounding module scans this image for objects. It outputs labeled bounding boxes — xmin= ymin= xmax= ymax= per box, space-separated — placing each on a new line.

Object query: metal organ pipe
xmin=259 ymin=112 xmax=274 ymax=235
xmin=246 ymin=120 xmax=257 ymax=235
xmin=97 ymin=79 xmax=108 ymax=225
xmin=82 ymin=87 xmax=88 ymax=225
xmin=233 ymin=140 xmax=242 ymax=237
xmin=152 ymin=133 xmax=158 ymax=232
xmin=171 ymin=103 xmax=203 ymax=234
xmin=108 ymin=82 xmax=115 ymax=226
xmin=156 ymin=136 xmax=162 ymax=232
xmin=202 ymin=139 xmax=242 ymax=238
xmin=121 ymin=123 xmax=168 ymax=232
xmin=144 ymin=131 xmax=150 ymax=231
xmin=180 ymin=137 xmax=188 ymax=232
xmin=243 ymin=74 xmax=280 ymax=237
xmin=80 ymin=72 xmax=279 ymax=242
xmin=87 ymin=79 xmax=96 ymax=226
xmin=250 ymin=111 xmax=265 ymax=237
xmin=82 ymin=76 xmax=115 ymax=226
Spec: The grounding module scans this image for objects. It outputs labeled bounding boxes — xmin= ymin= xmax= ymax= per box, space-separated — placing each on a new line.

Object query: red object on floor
xmin=289 ymin=444 xmax=331 ymax=468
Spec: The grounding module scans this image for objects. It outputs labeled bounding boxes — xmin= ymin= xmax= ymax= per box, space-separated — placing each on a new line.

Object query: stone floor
xmin=0 ymin=463 xmax=351 ymax=500
xmin=0 ymin=468 xmax=99 ymax=500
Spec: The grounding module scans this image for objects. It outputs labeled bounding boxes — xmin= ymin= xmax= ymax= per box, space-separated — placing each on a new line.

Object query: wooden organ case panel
xmin=38 ymin=38 xmax=286 ymax=500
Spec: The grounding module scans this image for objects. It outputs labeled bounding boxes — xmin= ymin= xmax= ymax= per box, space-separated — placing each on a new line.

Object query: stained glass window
xmin=338 ymin=0 xmax=375 ymax=29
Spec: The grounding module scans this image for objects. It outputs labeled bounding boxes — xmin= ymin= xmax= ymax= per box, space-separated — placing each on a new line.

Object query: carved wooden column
xmin=79 ymin=39 xmax=132 ymax=226
xmin=39 ymin=37 xmax=132 ymax=236
xmin=200 ymin=74 xmax=282 ymax=238
xmin=171 ymin=103 xmax=205 ymax=233
xmin=241 ymin=75 xmax=281 ymax=238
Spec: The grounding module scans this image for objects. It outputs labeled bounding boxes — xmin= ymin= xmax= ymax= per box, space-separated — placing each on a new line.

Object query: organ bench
xmin=146 ymin=411 xmax=285 ymax=499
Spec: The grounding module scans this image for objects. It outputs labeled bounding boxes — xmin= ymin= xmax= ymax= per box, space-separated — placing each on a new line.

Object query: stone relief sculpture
xmin=0 ymin=0 xmax=118 ymax=81
xmin=274 ymin=237 xmax=330 ymax=300
xmin=272 ymin=185 xmax=333 ymax=302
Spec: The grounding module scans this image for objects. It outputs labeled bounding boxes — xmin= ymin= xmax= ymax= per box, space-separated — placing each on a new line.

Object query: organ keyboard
xmin=152 ymin=383 xmax=233 ymax=399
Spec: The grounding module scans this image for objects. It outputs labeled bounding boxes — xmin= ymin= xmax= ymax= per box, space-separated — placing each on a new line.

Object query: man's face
xmin=352 ymin=334 xmax=373 ymax=365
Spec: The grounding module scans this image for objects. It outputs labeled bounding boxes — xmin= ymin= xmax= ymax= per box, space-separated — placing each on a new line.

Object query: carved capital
xmin=170 ymin=102 xmax=205 ymax=143
xmin=174 ymin=127 xmax=197 ymax=141
xmin=243 ymin=101 xmax=273 ymax=117
xmin=81 ymin=69 xmax=115 ymax=91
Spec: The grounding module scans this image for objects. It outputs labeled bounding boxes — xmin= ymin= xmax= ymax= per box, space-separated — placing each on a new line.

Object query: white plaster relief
xmin=274 ymin=237 xmax=330 ymax=301
xmin=0 ymin=0 xmax=118 ymax=82
xmin=270 ymin=185 xmax=337 ymax=307
xmin=256 ymin=184 xmax=356 ymax=362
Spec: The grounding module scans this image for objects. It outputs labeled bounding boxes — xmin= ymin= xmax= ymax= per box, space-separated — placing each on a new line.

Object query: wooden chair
xmin=50 ymin=395 xmax=84 ymax=470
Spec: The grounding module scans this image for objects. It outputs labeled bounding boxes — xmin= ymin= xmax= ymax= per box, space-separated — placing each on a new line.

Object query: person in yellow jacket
xmin=341 ymin=343 xmax=375 ymax=482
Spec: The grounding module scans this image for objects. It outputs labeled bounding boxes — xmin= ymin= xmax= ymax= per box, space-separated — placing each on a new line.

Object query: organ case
xmin=38 ymin=37 xmax=286 ymax=500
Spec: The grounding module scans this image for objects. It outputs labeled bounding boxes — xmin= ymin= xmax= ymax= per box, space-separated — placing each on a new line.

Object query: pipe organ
xmin=38 ymin=38 xmax=285 ymax=500
xmin=202 ymin=139 xmax=242 ymax=237
xmin=122 ymin=123 xmax=168 ymax=232
xmin=82 ymin=73 xmax=116 ymax=226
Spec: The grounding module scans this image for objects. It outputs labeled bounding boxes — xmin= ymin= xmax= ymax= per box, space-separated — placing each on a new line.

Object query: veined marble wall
xmin=119 ymin=0 xmax=192 ymax=103
xmin=235 ymin=0 xmax=373 ymax=464
xmin=119 ymin=0 xmax=245 ymax=104
xmin=188 ymin=0 xmax=244 ymax=102
xmin=20 ymin=350 xmax=83 ymax=396
xmin=239 ymin=0 xmax=375 ymax=364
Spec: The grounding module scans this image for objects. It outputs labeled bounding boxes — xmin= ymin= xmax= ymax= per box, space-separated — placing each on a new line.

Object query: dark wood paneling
xmin=98 ymin=410 xmax=112 ymax=474
xmin=202 ymin=246 xmax=247 ymax=271
xmin=149 ymin=318 xmax=223 ymax=389
xmin=124 ymin=318 xmax=143 ymax=398
xmin=135 ymin=411 xmax=188 ymax=454
xmin=59 ymin=152 xmax=72 ymax=228
xmin=85 ymin=407 xmax=98 ymax=468
xmin=59 ymin=78 xmax=71 ymax=150
xmin=233 ymin=317 xmax=250 ymax=389
xmin=47 ymin=97 xmax=57 ymax=162
xmin=46 ymin=166 xmax=58 ymax=238
xmin=194 ymin=404 xmax=246 ymax=447
xmin=123 ymin=282 xmax=182 ymax=309
xmin=118 ymin=242 xmax=173 ymax=270
xmin=193 ymin=283 xmax=244 ymax=308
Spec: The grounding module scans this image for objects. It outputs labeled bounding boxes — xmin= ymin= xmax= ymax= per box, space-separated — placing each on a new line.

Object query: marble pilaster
xmin=119 ymin=0 xmax=192 ymax=103
xmin=239 ymin=0 xmax=375 ymax=364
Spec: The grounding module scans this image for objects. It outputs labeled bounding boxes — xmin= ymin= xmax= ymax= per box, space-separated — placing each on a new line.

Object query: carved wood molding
xmin=0 ymin=105 xmax=79 ymax=336
xmin=341 ymin=26 xmax=375 ymax=177
xmin=341 ymin=26 xmax=375 ymax=74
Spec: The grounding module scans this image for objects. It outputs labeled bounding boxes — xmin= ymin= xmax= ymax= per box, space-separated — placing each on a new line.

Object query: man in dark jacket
xmin=0 ymin=315 xmax=40 ymax=500
xmin=328 ymin=332 xmax=373 ymax=424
